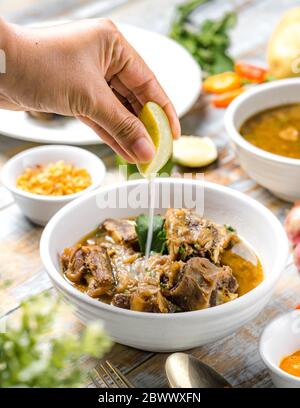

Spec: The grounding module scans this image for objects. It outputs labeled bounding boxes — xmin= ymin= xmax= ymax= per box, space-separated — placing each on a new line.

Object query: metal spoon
xmin=165 ymin=352 xmax=232 ymax=388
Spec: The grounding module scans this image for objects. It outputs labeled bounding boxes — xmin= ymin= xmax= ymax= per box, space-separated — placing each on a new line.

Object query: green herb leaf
xmin=169 ymin=1 xmax=236 ymax=77
xmin=224 ymin=224 xmax=236 ymax=233
xmin=0 ymin=293 xmax=111 ymax=388
xmin=115 ymin=155 xmax=141 ymax=180
xmin=177 ymin=0 xmax=209 ymax=22
xmin=116 ymin=155 xmax=173 ymax=180
xmin=135 ymin=214 xmax=167 ymax=254
xmin=178 ymin=245 xmax=186 ymax=258
xmin=265 ymin=74 xmax=277 ymax=82
xmin=210 ymin=52 xmax=234 ymax=75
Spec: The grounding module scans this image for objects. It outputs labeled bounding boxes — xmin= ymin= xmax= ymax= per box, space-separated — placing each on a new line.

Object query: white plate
xmin=0 ymin=23 xmax=201 ymax=145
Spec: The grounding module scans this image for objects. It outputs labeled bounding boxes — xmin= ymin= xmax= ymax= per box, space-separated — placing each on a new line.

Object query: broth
xmin=221 ymin=241 xmax=263 ymax=296
xmin=240 ymin=103 xmax=300 ymax=159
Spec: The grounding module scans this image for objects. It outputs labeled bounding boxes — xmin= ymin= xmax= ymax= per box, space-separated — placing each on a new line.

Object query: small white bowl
xmin=40 ymin=178 xmax=288 ymax=352
xmin=1 ymin=145 xmax=106 ymax=226
xmin=260 ymin=311 xmax=300 ymax=388
xmin=225 ymin=78 xmax=300 ymax=202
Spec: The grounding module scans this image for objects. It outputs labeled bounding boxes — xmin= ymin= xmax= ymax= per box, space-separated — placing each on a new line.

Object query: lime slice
xmin=173 ymin=136 xmax=218 ymax=168
xmin=137 ymin=102 xmax=173 ymax=178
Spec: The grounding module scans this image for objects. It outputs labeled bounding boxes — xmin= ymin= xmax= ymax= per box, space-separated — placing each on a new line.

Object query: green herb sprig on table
xmin=0 ymin=293 xmax=111 ymax=388
xmin=169 ymin=0 xmax=237 ymax=77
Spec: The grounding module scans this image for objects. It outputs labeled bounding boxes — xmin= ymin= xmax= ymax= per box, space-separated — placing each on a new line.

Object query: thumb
xmin=87 ymin=82 xmax=155 ymax=163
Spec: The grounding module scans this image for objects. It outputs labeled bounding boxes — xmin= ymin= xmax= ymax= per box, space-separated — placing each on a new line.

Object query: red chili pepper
xmin=235 ymin=62 xmax=267 ymax=83
xmin=211 ymin=87 xmax=245 ymax=108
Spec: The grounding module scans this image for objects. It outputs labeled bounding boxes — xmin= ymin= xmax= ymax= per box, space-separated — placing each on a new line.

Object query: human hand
xmin=0 ymin=18 xmax=180 ymax=163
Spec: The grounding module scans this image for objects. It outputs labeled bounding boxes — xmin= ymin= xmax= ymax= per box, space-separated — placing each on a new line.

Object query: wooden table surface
xmin=0 ymin=0 xmax=300 ymax=388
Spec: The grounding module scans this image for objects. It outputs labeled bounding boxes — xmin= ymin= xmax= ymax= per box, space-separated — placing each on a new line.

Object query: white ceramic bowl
xmin=225 ymin=78 xmax=300 ymax=202
xmin=40 ymin=178 xmax=289 ymax=352
xmin=1 ymin=145 xmax=106 ymax=226
xmin=260 ymin=311 xmax=300 ymax=388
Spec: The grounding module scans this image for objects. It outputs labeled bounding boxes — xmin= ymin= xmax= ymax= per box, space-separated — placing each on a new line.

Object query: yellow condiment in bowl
xmin=280 ymin=350 xmax=300 ymax=377
xmin=16 ymin=160 xmax=92 ymax=196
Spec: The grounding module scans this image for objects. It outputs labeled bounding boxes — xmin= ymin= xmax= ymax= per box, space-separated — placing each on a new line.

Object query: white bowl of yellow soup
xmin=40 ymin=178 xmax=288 ymax=351
xmin=225 ymin=78 xmax=300 ymax=202
xmin=260 ymin=311 xmax=300 ymax=388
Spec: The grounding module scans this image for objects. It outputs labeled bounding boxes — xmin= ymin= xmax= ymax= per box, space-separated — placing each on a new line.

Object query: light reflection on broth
xmin=221 ymin=241 xmax=264 ymax=296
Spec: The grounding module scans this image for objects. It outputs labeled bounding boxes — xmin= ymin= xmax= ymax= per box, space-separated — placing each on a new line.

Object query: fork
xmin=90 ymin=360 xmax=134 ymax=388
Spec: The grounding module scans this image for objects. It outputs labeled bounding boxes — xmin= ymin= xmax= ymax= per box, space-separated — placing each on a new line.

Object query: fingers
xmin=85 ymin=82 xmax=155 ymax=163
xmin=115 ymin=36 xmax=181 ymax=140
xmin=110 ymin=76 xmax=142 ymax=115
xmin=132 ymin=76 xmax=181 ymax=140
xmin=111 ymin=86 xmax=136 ymax=116
xmin=78 ymin=116 xmax=136 ymax=163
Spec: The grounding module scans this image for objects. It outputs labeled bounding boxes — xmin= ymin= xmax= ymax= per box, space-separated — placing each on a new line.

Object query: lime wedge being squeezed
xmin=137 ymin=102 xmax=173 ymax=178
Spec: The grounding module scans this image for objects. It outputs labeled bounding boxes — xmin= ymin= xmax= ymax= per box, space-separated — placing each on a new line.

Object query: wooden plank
xmin=91 ymin=346 xmax=154 ymax=387
xmin=0 ymin=204 xmax=44 ymax=315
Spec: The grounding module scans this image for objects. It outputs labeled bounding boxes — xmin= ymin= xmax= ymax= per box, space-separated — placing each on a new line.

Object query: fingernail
xmin=132 ymin=138 xmax=155 ymax=163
